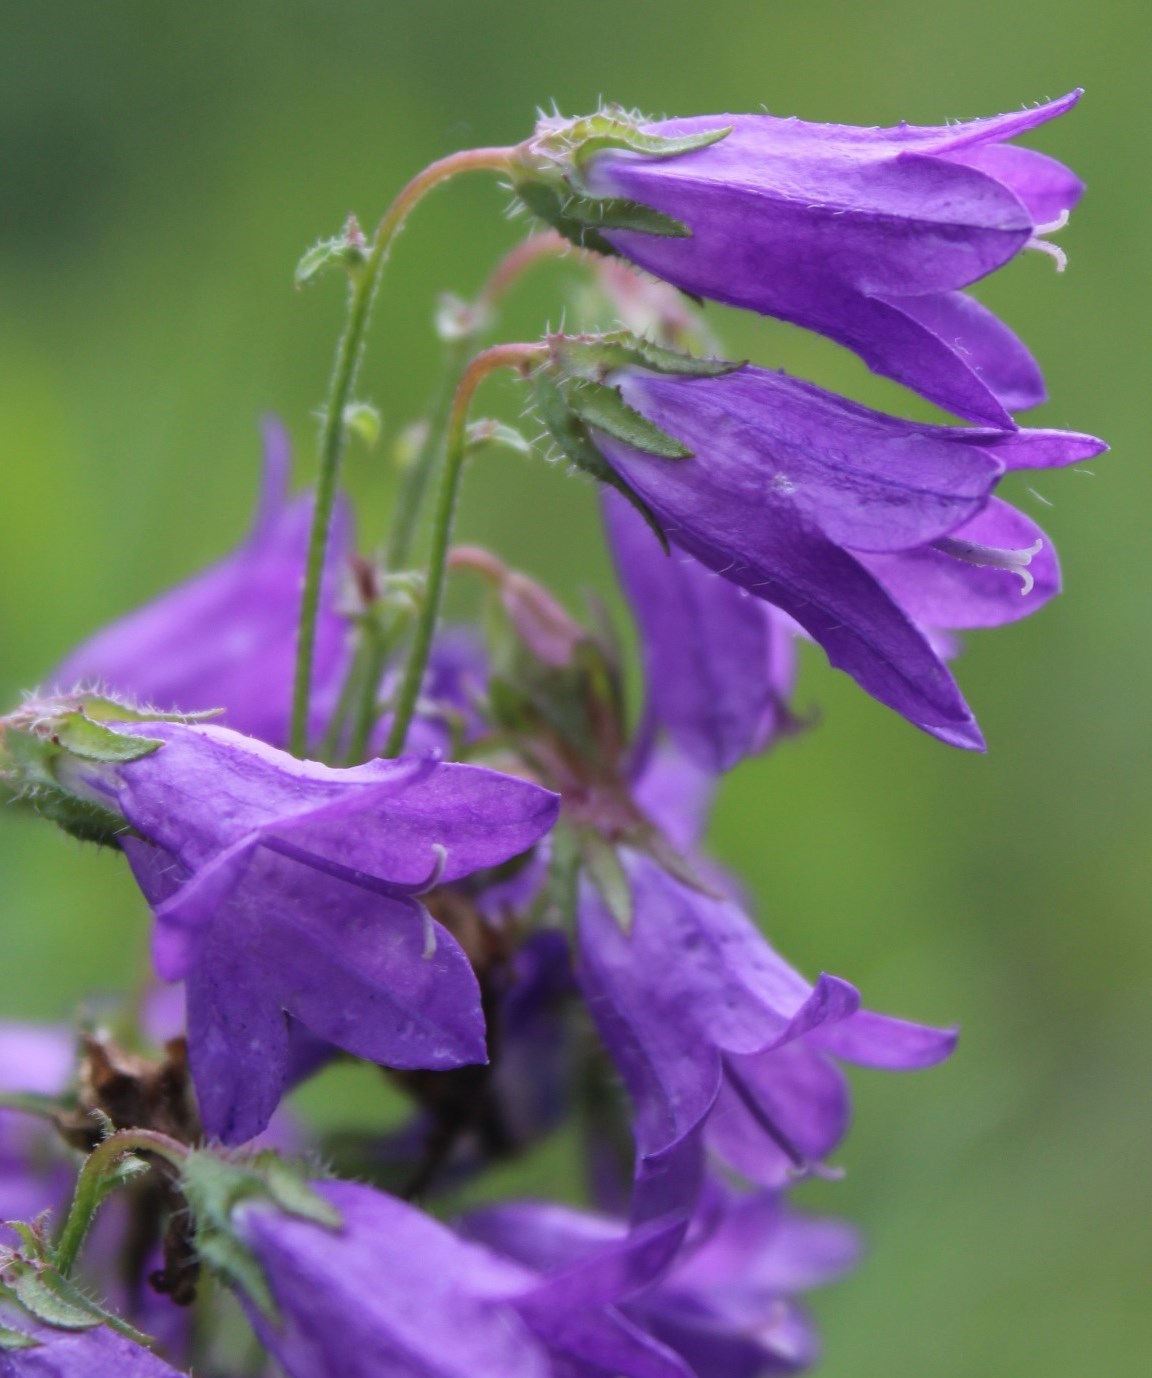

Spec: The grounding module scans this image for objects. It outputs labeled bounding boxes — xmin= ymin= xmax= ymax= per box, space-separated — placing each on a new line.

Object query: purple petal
xmin=939 ymin=142 xmax=1084 ymax=224
xmin=605 ymin=491 xmax=796 ymax=771
xmin=618 ymin=370 xmax=1002 ymax=554
xmin=163 ymin=840 xmax=487 ymax=1144
xmin=877 ymin=289 xmax=1046 ymax=414
xmin=860 ymin=499 xmax=1060 ymax=631
xmin=984 ymin=428 xmax=1107 ymax=469
xmin=911 ymin=91 xmax=1083 ymax=154
xmin=811 ymin=1009 xmax=958 ymax=1070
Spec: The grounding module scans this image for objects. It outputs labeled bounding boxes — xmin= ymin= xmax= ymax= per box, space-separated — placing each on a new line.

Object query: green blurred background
xmin=1 ymin=1 xmax=1147 ymax=1372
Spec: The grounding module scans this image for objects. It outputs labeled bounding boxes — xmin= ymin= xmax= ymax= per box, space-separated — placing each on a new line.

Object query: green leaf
xmin=465 ymin=419 xmax=533 ymax=458
xmin=294 ymin=233 xmax=367 ymax=288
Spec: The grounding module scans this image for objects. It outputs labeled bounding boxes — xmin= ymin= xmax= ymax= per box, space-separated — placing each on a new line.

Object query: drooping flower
xmin=50 ymin=419 xmax=351 ymax=748
xmin=577 ymin=849 xmax=956 ymax=1220
xmin=604 ymin=491 xmax=798 ymax=772
xmin=516 ymin=95 xmax=1085 ymax=425
xmin=14 ymin=711 xmax=558 ymax=1144
xmin=208 ymin=1173 xmax=691 ymax=1378
xmin=466 ymin=1177 xmax=860 ymax=1377
xmin=561 ymin=360 xmax=1104 ymax=748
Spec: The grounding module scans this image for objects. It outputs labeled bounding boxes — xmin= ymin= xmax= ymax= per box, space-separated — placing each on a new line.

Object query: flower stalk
xmin=382 ymin=342 xmax=547 ymax=757
xmin=290 ymin=145 xmax=518 ymax=758
xmin=52 ymin=1130 xmax=189 ymax=1278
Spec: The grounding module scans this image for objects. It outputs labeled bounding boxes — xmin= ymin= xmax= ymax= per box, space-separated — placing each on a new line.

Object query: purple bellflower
xmin=49 ymin=719 xmax=558 ymax=1144
xmin=580 ymin=363 xmax=1103 ymax=748
xmin=466 ymin=1177 xmax=860 ymax=1377
xmin=555 ymin=94 xmax=1084 ymax=425
xmin=225 ymin=1177 xmax=691 ymax=1378
xmin=604 ymin=491 xmax=798 ymax=772
xmin=51 ymin=419 xmax=351 ymax=749
xmin=577 ymin=849 xmax=956 ymax=1220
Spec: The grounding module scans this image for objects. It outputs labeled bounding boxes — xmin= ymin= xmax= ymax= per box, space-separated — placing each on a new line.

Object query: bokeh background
xmin=1 ymin=2 xmax=1147 ymax=1373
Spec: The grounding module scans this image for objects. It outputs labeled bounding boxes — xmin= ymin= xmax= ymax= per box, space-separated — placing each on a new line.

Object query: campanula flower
xmin=223 ymin=1176 xmax=690 ymax=1378
xmin=582 ymin=363 xmax=1104 ymax=748
xmin=466 ymin=1177 xmax=860 ymax=1377
xmin=50 ymin=419 xmax=351 ymax=748
xmin=577 ymin=850 xmax=956 ymax=1219
xmin=531 ymin=94 xmax=1085 ymax=424
xmin=43 ymin=718 xmax=558 ymax=1144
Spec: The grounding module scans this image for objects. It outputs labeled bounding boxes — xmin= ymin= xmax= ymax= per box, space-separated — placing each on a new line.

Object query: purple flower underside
xmin=593 ymin=365 xmax=1103 ymax=748
xmin=589 ymin=93 xmax=1084 ymax=425
xmin=577 ymin=851 xmax=956 ymax=1220
xmin=236 ymin=1180 xmax=690 ymax=1378
xmin=80 ymin=722 xmax=558 ymax=1143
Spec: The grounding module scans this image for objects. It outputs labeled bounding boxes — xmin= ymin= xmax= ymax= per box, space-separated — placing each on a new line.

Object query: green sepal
xmin=513 ymin=108 xmax=731 ymax=251
xmin=75 ymin=697 xmax=223 ymax=726
xmin=0 ymin=1322 xmax=40 ymax=1351
xmin=513 ymin=178 xmax=692 ymax=255
xmin=179 ymin=1149 xmax=340 ymax=1322
xmin=565 ymin=379 xmax=691 ymax=459
xmin=578 ymin=829 xmax=634 ymax=933
xmin=547 ymin=108 xmax=732 ymax=182
xmin=4 ymin=1263 xmax=105 ymax=1331
xmin=549 ymin=330 xmax=741 ymax=383
xmin=50 ymin=713 xmax=163 ymax=764
xmin=529 ymin=371 xmax=670 ymax=553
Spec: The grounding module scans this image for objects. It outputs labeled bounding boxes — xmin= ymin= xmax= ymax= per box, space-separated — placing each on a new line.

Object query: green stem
xmin=382 ymin=342 xmax=546 ymax=757
xmin=343 ymin=622 xmax=391 ymax=765
xmin=53 ymin=1130 xmax=188 ymax=1278
xmin=384 ymin=336 xmax=470 ymax=572
xmin=289 ymin=145 xmax=517 ymax=758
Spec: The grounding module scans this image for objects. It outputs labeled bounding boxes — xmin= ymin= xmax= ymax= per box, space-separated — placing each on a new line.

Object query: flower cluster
xmin=0 ymin=91 xmax=1100 ymax=1376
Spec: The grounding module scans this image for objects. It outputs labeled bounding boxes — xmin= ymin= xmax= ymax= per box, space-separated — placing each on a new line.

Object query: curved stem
xmin=382 ymin=343 xmax=546 ymax=757
xmin=53 ymin=1130 xmax=188 ymax=1278
xmin=289 ymin=145 xmax=517 ymax=758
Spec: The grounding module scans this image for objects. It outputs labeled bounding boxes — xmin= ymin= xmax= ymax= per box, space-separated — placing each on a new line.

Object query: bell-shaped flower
xmin=523 ymin=95 xmax=1085 ymax=424
xmin=577 ymin=850 xmax=956 ymax=1220
xmin=580 ymin=363 xmax=1103 ymax=749
xmin=39 ymin=716 xmax=557 ymax=1144
xmin=213 ymin=1174 xmax=691 ymax=1378
xmin=50 ymin=419 xmax=351 ymax=748
xmin=466 ymin=1177 xmax=860 ymax=1377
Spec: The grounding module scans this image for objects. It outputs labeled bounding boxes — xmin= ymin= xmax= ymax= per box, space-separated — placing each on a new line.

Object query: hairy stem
xmin=53 ymin=1129 xmax=189 ymax=1278
xmin=289 ymin=146 xmax=517 ymax=757
xmin=382 ymin=342 xmax=546 ymax=757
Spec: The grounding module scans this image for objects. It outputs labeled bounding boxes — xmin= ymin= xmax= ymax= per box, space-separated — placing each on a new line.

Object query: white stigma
xmin=934 ymin=535 xmax=1044 ymax=596
xmin=1026 ymin=209 xmax=1071 ymax=273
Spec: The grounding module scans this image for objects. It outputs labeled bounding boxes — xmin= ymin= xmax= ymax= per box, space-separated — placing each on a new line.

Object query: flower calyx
xmin=0 ymin=694 xmax=216 ymax=846
xmin=294 ymin=213 xmax=370 ymax=288
xmin=510 ymin=106 xmax=730 ymax=255
xmin=178 ymin=1149 xmax=341 ymax=1320
xmin=531 ymin=331 xmax=739 ymax=548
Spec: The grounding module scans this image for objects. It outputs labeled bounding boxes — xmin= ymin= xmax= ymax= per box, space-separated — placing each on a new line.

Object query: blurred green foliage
xmin=0 ymin=3 xmax=1147 ymax=1373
